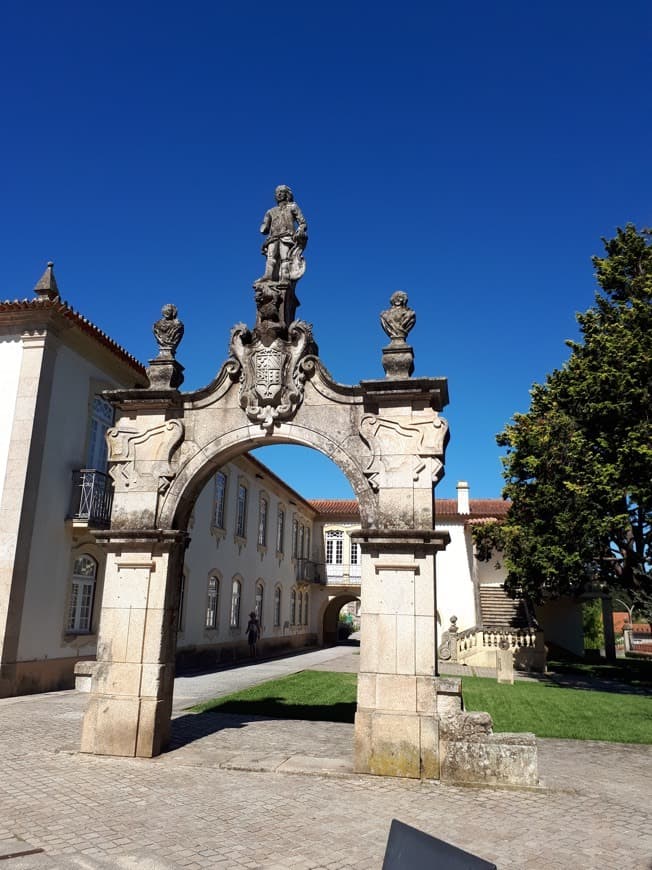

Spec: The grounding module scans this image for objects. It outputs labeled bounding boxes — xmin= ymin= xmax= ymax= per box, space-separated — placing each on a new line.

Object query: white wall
xmin=0 ymin=337 xmax=23 ymax=505
xmin=17 ymin=342 xmax=122 ymax=661
xmin=433 ymin=521 xmax=477 ymax=630
xmin=179 ymin=456 xmax=326 ymax=654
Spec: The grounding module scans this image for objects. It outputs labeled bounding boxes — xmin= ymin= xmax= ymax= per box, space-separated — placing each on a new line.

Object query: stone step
xmin=479 ymin=586 xmax=529 ymax=628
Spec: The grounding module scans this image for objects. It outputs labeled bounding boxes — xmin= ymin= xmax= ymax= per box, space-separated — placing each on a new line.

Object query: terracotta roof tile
xmin=0 ymin=297 xmax=146 ymax=376
xmin=308 ymin=498 xmax=509 ymax=522
xmin=308 ymin=499 xmax=360 ymax=518
xmin=436 ymin=498 xmax=510 ymax=520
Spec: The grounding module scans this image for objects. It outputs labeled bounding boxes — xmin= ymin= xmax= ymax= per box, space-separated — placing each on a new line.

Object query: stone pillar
xmin=623 ymin=625 xmax=633 ymax=653
xmin=601 ymin=596 xmax=617 ymax=662
xmin=496 ymin=638 xmax=514 ymax=684
xmin=80 ymin=530 xmax=187 ymax=758
xmin=353 ymin=530 xmax=448 ymax=779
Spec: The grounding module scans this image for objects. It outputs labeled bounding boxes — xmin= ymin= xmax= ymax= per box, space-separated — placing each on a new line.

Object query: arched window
xmin=236 ymin=484 xmax=248 ymax=538
xmin=274 ymin=586 xmax=282 ymax=627
xmin=297 ymin=590 xmax=303 ymax=626
xmin=292 ymin=519 xmax=299 ymax=557
xmin=86 ymin=396 xmax=114 ymax=472
xmin=303 ymin=591 xmax=309 ymax=625
xmin=304 ymin=528 xmax=311 ymax=559
xmin=255 ymin=582 xmax=264 ymax=624
xmin=290 ymin=588 xmax=297 ymax=625
xmin=213 ymin=472 xmax=227 ymax=529
xmin=206 ymin=576 xmax=219 ymax=629
xmin=230 ymin=578 xmax=241 ymax=627
xmin=258 ymin=496 xmax=268 ymax=546
xmin=276 ymin=507 xmax=285 ymax=553
xmin=67 ymin=554 xmax=97 ymax=632
xmin=298 ymin=524 xmax=305 ymax=559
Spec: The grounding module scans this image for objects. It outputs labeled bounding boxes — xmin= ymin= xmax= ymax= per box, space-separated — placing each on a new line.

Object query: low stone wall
xmin=435 ymin=678 xmax=538 ymax=787
xmin=1 ymin=655 xmax=94 ymax=697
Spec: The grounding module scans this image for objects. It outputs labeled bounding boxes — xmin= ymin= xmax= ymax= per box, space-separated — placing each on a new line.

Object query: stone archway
xmin=80 ymin=188 xmax=537 ymax=785
xmin=321 ymin=594 xmax=360 ymax=645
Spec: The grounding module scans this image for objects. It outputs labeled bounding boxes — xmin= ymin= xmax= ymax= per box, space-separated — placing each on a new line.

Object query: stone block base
xmin=439 ymin=713 xmax=538 ymax=786
xmin=354 ymin=709 xmax=439 ymax=779
xmin=81 ymin=694 xmax=172 ymax=758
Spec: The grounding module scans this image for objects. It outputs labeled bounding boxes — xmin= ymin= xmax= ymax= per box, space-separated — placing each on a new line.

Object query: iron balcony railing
xmin=295 ymin=558 xmax=326 ymax=585
xmin=68 ymin=469 xmax=113 ymax=527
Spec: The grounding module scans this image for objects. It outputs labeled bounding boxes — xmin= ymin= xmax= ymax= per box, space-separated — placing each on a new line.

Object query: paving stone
xmin=0 ymin=650 xmax=651 ymax=869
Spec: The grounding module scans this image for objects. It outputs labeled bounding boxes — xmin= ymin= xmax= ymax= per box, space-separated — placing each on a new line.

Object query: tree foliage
xmin=474 ymin=225 xmax=652 ymax=617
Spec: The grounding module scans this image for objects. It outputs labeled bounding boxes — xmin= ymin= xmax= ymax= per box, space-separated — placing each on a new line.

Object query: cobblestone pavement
xmin=1 ymin=655 xmax=651 ymax=869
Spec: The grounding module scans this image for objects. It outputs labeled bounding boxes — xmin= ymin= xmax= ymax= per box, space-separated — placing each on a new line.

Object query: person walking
xmin=246 ymin=611 xmax=260 ymax=659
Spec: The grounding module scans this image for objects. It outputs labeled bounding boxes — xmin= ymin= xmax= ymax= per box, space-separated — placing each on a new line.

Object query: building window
xmin=67 ymin=554 xmax=97 ymax=632
xmin=292 ymin=519 xmax=299 ymax=558
xmin=350 ymin=539 xmax=360 ymax=565
xmin=206 ymin=576 xmax=219 ymax=629
xmin=230 ymin=578 xmax=241 ymax=627
xmin=214 ymin=472 xmax=227 ymax=529
xmin=298 ymin=524 xmax=305 ymax=560
xmin=255 ymin=582 xmax=264 ymax=623
xmin=326 ymin=530 xmax=344 ymax=565
xmin=86 ymin=395 xmax=114 ymax=472
xmin=304 ymin=528 xmax=311 ymax=559
xmin=177 ymin=572 xmax=186 ymax=632
xmin=298 ymin=591 xmax=303 ymax=626
xmin=276 ymin=507 xmax=285 ymax=554
xmin=303 ymin=591 xmax=309 ymax=625
xmin=290 ymin=588 xmax=297 ymax=625
xmin=236 ymin=484 xmax=248 ymax=538
xmin=274 ymin=586 xmax=281 ymax=627
xmin=258 ymin=496 xmax=268 ymax=547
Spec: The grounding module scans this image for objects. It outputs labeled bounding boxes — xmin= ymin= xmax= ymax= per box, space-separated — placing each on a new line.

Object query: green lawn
xmin=462 ymin=676 xmax=651 ymax=743
xmin=190 ymin=669 xmax=652 ymax=744
xmin=191 ymin=670 xmax=358 ymax=722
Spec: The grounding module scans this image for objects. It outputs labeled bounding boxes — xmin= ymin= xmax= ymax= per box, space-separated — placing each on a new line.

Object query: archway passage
xmin=80 ymin=306 xmax=451 ymax=778
xmin=322 ymin=594 xmax=361 ymax=645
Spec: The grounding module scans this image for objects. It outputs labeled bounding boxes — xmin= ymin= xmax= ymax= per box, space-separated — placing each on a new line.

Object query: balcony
xmin=325 ymin=563 xmax=362 ymax=586
xmin=295 ymin=559 xmax=326 ymax=585
xmin=68 ymin=469 xmax=113 ymax=528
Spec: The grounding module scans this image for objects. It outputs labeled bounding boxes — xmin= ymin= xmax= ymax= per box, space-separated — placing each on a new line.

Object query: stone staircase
xmin=479 ymin=584 xmax=530 ymax=628
xmin=438 ymin=585 xmax=546 ymax=672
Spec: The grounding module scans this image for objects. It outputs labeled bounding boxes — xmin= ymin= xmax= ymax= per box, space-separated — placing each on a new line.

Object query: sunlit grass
xmin=461 ymin=676 xmax=652 ymax=743
xmin=191 ymin=670 xmax=357 ymax=723
xmin=190 ymin=669 xmax=652 ymax=743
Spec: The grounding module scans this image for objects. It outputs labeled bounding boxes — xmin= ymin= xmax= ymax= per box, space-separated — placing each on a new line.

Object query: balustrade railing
xmin=324 ymin=563 xmax=362 ymax=585
xmin=456 ymin=625 xmax=542 ymax=657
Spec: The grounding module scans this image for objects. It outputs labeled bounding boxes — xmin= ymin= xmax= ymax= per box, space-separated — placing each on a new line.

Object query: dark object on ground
xmin=382 ymin=819 xmax=497 ymax=869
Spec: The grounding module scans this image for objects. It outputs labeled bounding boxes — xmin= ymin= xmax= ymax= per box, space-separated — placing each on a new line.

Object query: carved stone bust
xmin=153 ymin=304 xmax=184 ymax=359
xmin=380 ymin=291 xmax=416 ymax=343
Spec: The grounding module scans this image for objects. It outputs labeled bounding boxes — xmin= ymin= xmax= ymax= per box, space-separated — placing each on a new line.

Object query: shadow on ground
xmin=168 ymin=700 xmax=357 ymax=752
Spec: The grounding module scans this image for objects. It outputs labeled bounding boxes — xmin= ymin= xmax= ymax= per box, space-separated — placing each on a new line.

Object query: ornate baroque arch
xmin=78 ymin=187 xmax=536 ymax=788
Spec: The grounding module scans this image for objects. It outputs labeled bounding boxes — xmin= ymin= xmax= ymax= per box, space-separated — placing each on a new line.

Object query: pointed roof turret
xmin=34 ymin=261 xmax=60 ymax=300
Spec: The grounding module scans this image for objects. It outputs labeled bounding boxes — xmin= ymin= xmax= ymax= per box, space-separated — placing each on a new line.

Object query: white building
xmin=1 ymin=265 xmax=574 ymax=697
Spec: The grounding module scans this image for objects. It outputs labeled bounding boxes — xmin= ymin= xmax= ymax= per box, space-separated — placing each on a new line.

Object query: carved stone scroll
xmin=106 ymin=419 xmax=185 ymax=490
xmin=359 ymin=413 xmax=448 ymax=491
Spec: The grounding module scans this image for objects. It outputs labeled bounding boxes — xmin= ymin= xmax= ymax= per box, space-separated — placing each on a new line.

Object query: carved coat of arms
xmin=229 ymin=320 xmax=314 ymax=432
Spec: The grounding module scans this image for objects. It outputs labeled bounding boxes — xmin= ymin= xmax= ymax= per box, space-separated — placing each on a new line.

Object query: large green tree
xmin=474 ymin=225 xmax=652 ymax=618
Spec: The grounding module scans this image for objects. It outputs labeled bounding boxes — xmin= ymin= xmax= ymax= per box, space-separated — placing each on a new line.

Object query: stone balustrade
xmin=454 ymin=625 xmax=546 ymax=672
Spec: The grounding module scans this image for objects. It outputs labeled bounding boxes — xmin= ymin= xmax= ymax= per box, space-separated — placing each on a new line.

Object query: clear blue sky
xmin=2 ymin=1 xmax=650 ymax=500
